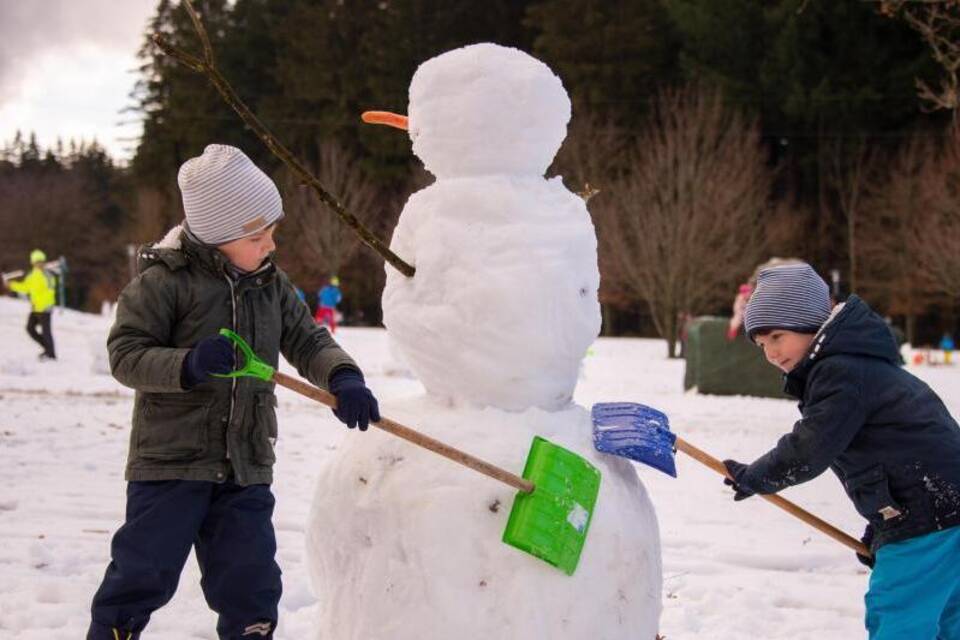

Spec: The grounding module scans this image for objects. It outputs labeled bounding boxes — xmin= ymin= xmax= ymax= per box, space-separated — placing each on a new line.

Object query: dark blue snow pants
xmin=87 ymin=480 xmax=282 ymax=640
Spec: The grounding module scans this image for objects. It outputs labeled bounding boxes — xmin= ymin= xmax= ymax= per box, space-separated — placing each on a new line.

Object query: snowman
xmin=306 ymin=43 xmax=662 ymax=639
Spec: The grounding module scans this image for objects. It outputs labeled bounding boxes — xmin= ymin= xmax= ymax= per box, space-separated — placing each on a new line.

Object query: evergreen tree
xmin=661 ymin=0 xmax=765 ymax=110
xmin=666 ymin=0 xmax=941 ymax=270
xmin=131 ymin=0 xmax=238 ymax=190
xmin=354 ymin=0 xmax=537 ymax=179
xmin=761 ymin=1 xmax=936 ymax=141
xmin=269 ymin=1 xmax=380 ymax=162
xmin=221 ymin=0 xmax=301 ymax=169
xmin=526 ymin=0 xmax=679 ymax=124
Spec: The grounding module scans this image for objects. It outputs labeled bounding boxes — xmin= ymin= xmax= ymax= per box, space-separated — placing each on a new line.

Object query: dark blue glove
xmin=328 ymin=368 xmax=380 ymax=431
xmin=857 ymin=524 xmax=875 ymax=568
xmin=181 ymin=335 xmax=235 ymax=388
xmin=723 ymin=459 xmax=756 ymax=501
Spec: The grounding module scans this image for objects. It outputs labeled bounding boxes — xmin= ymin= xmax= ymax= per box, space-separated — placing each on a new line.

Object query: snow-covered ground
xmin=1 ymin=296 xmax=957 ymax=639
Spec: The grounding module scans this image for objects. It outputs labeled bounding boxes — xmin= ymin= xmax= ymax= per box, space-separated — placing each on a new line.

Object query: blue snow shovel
xmin=591 ymin=402 xmax=870 ymax=557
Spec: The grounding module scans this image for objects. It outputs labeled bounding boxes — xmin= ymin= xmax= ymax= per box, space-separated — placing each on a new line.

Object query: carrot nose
xmin=361 ymin=110 xmax=409 ymax=130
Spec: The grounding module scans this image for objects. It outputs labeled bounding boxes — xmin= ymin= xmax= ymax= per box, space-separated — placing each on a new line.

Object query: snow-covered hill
xmin=1 ymin=296 xmax=957 ymax=639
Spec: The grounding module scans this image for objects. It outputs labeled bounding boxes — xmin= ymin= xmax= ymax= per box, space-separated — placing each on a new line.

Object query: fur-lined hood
xmin=135 ymin=224 xmax=193 ymax=274
xmin=156 ymin=223 xmax=185 ymax=250
xmin=136 ymin=223 xmax=276 ymax=280
xmin=138 ymin=223 xmax=225 ymax=273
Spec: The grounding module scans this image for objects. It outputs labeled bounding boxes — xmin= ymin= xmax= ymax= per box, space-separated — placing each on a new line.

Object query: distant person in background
xmin=315 ymin=275 xmax=342 ymax=333
xmin=941 ymin=333 xmax=955 ymax=365
xmin=727 ymin=258 xmax=806 ymax=341
xmin=4 ymin=248 xmax=57 ymax=360
xmin=726 ymin=283 xmax=753 ymax=340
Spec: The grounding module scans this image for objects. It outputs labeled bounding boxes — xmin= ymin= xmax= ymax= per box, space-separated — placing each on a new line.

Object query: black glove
xmin=329 ymin=369 xmax=380 ymax=431
xmin=857 ymin=524 xmax=875 ymax=568
xmin=181 ymin=335 xmax=235 ymax=388
xmin=723 ymin=459 xmax=756 ymax=501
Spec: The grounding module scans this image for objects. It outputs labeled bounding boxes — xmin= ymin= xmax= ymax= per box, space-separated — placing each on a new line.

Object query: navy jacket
xmin=741 ymin=296 xmax=960 ymax=550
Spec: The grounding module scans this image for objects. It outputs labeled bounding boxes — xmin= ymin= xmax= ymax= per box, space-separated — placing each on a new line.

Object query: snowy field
xmin=1 ymin=296 xmax=958 ymax=639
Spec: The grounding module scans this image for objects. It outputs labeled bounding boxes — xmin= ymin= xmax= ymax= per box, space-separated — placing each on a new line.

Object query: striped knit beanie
xmin=744 ymin=262 xmax=832 ymax=341
xmin=178 ymin=144 xmax=283 ymax=245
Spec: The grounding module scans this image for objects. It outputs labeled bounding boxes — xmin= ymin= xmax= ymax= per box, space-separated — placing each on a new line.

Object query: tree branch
xmin=882 ymin=1 xmax=960 ymax=116
xmin=152 ymin=0 xmax=415 ymax=277
xmin=183 ymin=0 xmax=214 ymax=67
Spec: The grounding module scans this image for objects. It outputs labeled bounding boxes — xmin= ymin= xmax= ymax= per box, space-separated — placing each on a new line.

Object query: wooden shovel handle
xmin=675 ymin=437 xmax=871 ymax=557
xmin=272 ymin=371 xmax=535 ymax=493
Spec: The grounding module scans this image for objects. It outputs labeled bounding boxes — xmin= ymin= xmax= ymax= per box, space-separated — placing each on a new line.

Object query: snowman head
xmin=363 ymin=43 xmax=571 ymax=179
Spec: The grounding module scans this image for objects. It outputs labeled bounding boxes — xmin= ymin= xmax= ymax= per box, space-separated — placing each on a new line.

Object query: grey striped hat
xmin=744 ymin=262 xmax=832 ymax=341
xmin=178 ymin=144 xmax=283 ymax=245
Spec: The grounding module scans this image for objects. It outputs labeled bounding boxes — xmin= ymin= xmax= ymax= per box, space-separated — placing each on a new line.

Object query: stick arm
xmin=272 ymin=371 xmax=534 ymax=493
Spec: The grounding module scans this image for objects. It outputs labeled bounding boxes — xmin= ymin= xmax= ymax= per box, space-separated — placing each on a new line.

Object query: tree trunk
xmin=848 ymin=207 xmax=857 ymax=294
xmin=666 ymin=311 xmax=679 ymax=359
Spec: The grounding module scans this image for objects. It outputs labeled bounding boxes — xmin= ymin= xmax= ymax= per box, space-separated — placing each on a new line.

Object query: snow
xmin=1 ymin=296 xmax=959 ymax=638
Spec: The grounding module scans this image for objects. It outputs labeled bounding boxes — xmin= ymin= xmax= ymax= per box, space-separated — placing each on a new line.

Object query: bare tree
xmin=823 ymin=136 xmax=878 ymax=294
xmin=0 ymin=164 xmax=130 ymax=310
xmin=278 ymin=139 xmax=381 ymax=286
xmin=858 ymin=133 xmax=936 ymax=343
xmin=548 ymin=111 xmax=634 ymax=333
xmin=549 ymin=110 xmax=630 ymax=199
xmin=596 ymin=83 xmax=772 ymax=357
xmin=908 ymin=126 xmax=960 ymax=306
xmin=881 ymin=1 xmax=960 ymax=119
xmin=131 ymin=184 xmax=180 ymax=244
xmin=764 ymin=196 xmax=815 ymax=260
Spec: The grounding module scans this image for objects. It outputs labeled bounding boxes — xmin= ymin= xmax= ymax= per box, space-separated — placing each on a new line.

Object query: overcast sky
xmin=0 ymin=0 xmax=158 ymax=162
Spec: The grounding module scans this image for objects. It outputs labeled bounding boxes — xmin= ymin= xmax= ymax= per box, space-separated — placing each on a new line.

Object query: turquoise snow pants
xmin=866 ymin=526 xmax=960 ymax=639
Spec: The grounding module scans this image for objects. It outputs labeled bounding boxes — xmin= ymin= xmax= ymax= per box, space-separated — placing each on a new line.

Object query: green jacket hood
xmin=137 ymin=223 xmax=266 ymax=277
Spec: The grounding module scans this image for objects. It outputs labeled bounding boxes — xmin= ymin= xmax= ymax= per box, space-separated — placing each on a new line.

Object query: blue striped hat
xmin=744 ymin=263 xmax=832 ymax=341
xmin=178 ymin=144 xmax=283 ymax=245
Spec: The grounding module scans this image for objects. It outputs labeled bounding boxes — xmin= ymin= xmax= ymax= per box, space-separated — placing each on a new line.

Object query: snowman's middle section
xmin=382 ymin=175 xmax=601 ymax=412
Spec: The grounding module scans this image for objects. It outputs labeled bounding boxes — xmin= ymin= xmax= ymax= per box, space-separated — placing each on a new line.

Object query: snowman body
xmin=307 ymin=400 xmax=662 ymax=640
xmin=382 ymin=174 xmax=599 ymax=411
xmin=306 ymin=43 xmax=662 ymax=639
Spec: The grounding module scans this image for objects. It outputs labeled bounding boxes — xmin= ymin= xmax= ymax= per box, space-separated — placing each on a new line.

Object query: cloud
xmin=0 ymin=0 xmax=157 ymax=105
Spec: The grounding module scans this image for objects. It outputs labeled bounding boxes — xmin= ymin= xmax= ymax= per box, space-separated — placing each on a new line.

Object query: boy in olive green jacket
xmin=88 ymin=144 xmax=380 ymax=640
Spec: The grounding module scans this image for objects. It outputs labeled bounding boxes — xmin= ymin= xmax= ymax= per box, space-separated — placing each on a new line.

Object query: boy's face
xmin=755 ymin=330 xmax=816 ymax=373
xmin=217 ymin=224 xmax=277 ymax=272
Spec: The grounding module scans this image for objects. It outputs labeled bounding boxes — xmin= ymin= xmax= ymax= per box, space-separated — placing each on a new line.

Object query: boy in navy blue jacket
xmin=724 ymin=262 xmax=960 ymax=640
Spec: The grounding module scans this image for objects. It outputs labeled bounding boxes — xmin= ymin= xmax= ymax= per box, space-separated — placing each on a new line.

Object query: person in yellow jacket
xmin=4 ymin=249 xmax=57 ymax=360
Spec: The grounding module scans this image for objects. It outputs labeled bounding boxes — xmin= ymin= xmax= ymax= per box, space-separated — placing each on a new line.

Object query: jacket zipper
xmin=225 ymin=273 xmax=240 ymax=483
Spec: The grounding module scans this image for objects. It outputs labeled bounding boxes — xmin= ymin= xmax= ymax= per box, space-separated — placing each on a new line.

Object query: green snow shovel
xmin=216 ymin=328 xmax=600 ymax=575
